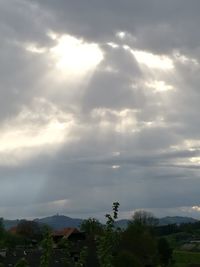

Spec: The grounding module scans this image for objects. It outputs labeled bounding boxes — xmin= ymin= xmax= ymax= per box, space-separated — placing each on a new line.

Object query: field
xmin=173 ymin=251 xmax=200 ymax=267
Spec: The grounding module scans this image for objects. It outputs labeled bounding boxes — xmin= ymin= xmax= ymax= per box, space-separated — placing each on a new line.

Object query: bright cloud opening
xmin=0 ymin=120 xmax=67 ymax=153
xmin=112 ymin=165 xmax=121 ymax=169
xmin=107 ymin=42 xmax=119 ymax=48
xmin=0 ymin=102 xmax=76 ymax=155
xmin=116 ymin=31 xmax=126 ymax=39
xmin=146 ymin=80 xmax=174 ymax=92
xmin=50 ymin=34 xmax=103 ymax=76
xmin=190 ymin=157 xmax=200 ymax=164
xmin=25 ymin=43 xmax=46 ymax=54
xmin=132 ymin=50 xmax=174 ymax=70
xmin=91 ymin=108 xmax=138 ymax=133
xmin=192 ymin=206 xmax=200 ymax=212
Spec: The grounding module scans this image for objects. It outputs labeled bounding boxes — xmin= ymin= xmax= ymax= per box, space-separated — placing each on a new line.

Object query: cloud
xmin=1 ymin=0 xmax=200 ymax=219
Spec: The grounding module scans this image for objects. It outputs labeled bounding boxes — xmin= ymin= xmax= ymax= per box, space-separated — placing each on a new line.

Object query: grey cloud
xmin=0 ymin=0 xmax=51 ymax=45
xmin=29 ymin=0 xmax=200 ymax=54
xmin=81 ymin=46 xmax=145 ymax=111
xmin=83 ymin=71 xmax=135 ymax=111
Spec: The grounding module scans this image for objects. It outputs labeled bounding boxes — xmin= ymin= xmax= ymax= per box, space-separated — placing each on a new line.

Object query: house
xmin=0 ymin=228 xmax=87 ymax=266
xmin=0 ymin=248 xmax=74 ymax=267
xmin=52 ymin=227 xmax=85 ymax=243
xmin=8 ymin=226 xmax=17 ymax=235
xmin=0 ymin=249 xmax=6 ymax=258
xmin=51 ymin=228 xmax=86 ymax=262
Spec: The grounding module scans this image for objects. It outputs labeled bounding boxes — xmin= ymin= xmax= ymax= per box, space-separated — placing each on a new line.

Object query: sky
xmin=1 ymin=0 xmax=200 ymax=220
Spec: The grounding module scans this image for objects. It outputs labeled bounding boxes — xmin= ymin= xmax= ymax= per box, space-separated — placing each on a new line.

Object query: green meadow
xmin=173 ymin=251 xmax=200 ymax=267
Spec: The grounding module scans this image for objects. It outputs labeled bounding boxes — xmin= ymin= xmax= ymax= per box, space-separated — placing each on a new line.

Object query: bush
xmin=15 ymin=258 xmax=29 ymax=267
xmin=114 ymin=251 xmax=142 ymax=267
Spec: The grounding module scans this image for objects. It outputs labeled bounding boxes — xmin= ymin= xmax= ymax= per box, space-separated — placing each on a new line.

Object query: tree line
xmin=1 ymin=202 xmax=191 ymax=266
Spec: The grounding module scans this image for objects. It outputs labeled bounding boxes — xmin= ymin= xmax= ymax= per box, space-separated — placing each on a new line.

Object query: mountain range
xmin=115 ymin=216 xmax=198 ymax=229
xmin=2 ymin=215 xmax=198 ymax=230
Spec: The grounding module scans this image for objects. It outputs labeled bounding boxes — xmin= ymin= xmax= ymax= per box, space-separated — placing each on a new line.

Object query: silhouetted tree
xmin=16 ymin=220 xmax=42 ymax=241
xmin=75 ymin=246 xmax=88 ymax=267
xmin=81 ymin=218 xmax=103 ymax=238
xmin=114 ymin=251 xmax=142 ymax=267
xmin=14 ymin=258 xmax=29 ymax=267
xmin=0 ymin=218 xmax=5 ymax=248
xmin=40 ymin=228 xmax=53 ymax=267
xmin=131 ymin=210 xmax=158 ymax=227
xmin=120 ymin=210 xmax=158 ymax=266
xmin=158 ymin=238 xmax=173 ymax=267
xmin=81 ymin=218 xmax=103 ymax=267
xmin=0 ymin=219 xmax=4 ymax=235
xmin=97 ymin=202 xmax=120 ymax=267
xmin=60 ymin=238 xmax=71 ymax=267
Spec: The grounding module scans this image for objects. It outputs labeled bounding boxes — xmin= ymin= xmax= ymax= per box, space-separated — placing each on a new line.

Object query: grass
xmin=173 ymin=250 xmax=200 ymax=267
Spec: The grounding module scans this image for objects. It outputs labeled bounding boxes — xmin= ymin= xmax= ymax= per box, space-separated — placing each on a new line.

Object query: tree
xmin=14 ymin=258 xmax=29 ymax=267
xmin=131 ymin=210 xmax=158 ymax=227
xmin=0 ymin=218 xmax=6 ymax=248
xmin=4 ymin=232 xmax=24 ymax=249
xmin=0 ymin=219 xmax=23 ymax=249
xmin=60 ymin=239 xmax=71 ymax=267
xmin=80 ymin=218 xmax=103 ymax=237
xmin=114 ymin=251 xmax=142 ymax=267
xmin=40 ymin=228 xmax=53 ymax=267
xmin=16 ymin=220 xmax=42 ymax=241
xmin=75 ymin=246 xmax=88 ymax=267
xmin=0 ymin=219 xmax=4 ymax=236
xmin=158 ymin=238 xmax=173 ymax=267
xmin=120 ymin=210 xmax=159 ymax=266
xmin=80 ymin=218 xmax=103 ymax=267
xmin=97 ymin=202 xmax=120 ymax=267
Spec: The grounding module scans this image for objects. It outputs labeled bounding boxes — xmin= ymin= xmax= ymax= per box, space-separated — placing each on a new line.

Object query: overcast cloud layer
xmin=1 ymin=0 xmax=200 ymax=220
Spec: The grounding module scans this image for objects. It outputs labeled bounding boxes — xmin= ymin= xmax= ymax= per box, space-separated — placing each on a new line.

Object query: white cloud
xmin=192 ymin=206 xmax=200 ymax=212
xmin=146 ymin=80 xmax=174 ymax=92
xmin=50 ymin=34 xmax=103 ymax=77
xmin=0 ymin=100 xmax=77 ymax=163
xmin=91 ymin=108 xmax=138 ymax=133
xmin=116 ymin=31 xmax=126 ymax=39
xmin=107 ymin=42 xmax=119 ymax=48
xmin=25 ymin=43 xmax=47 ymax=54
xmin=132 ymin=50 xmax=174 ymax=70
xmin=112 ymin=165 xmax=121 ymax=169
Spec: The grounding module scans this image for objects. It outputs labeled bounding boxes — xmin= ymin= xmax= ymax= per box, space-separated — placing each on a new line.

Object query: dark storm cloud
xmin=29 ymin=0 xmax=200 ymax=53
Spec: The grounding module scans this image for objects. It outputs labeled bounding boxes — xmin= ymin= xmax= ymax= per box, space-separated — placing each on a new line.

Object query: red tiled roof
xmin=52 ymin=228 xmax=79 ymax=238
xmin=8 ymin=226 xmax=17 ymax=234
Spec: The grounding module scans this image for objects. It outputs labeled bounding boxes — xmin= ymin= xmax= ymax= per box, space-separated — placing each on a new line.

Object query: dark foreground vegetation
xmin=0 ymin=203 xmax=200 ymax=266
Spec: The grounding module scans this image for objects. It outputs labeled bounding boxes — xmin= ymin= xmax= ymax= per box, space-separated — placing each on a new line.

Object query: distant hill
xmin=158 ymin=216 xmax=198 ymax=226
xmin=114 ymin=219 xmax=129 ymax=229
xmin=34 ymin=215 xmax=83 ymax=230
xmin=2 ymin=215 xmax=199 ymax=230
xmin=3 ymin=215 xmax=83 ymax=230
xmin=115 ymin=216 xmax=199 ymax=229
xmin=3 ymin=219 xmax=20 ymax=230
